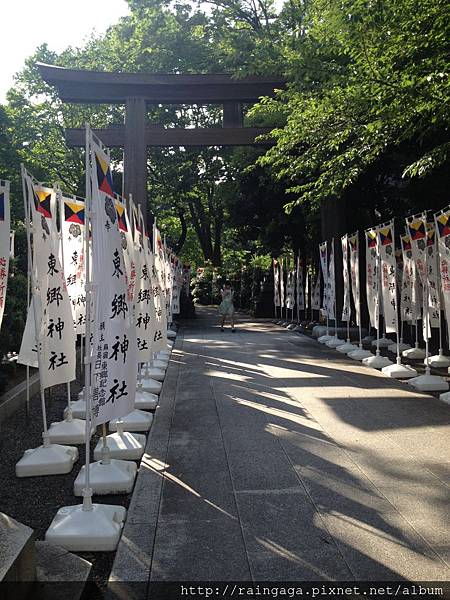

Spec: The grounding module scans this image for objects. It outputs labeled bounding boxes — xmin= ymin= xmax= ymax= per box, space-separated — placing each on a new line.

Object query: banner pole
xmin=82 ymin=123 xmax=93 ymax=511
xmin=21 ymin=165 xmax=50 ymax=444
xmin=57 ymin=186 xmax=74 ymax=421
xmin=21 ymin=168 xmax=31 ymax=419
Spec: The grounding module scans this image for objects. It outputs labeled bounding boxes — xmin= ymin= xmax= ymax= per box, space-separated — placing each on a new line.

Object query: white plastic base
xmin=151 ymin=359 xmax=168 ymax=370
xmin=348 ymin=348 xmax=373 ymax=360
xmin=362 ymin=354 xmax=393 ymax=369
xmin=425 ymin=353 xmax=450 ymax=368
xmin=286 ymin=323 xmax=297 ymax=330
xmin=402 ymin=344 xmax=426 ymax=359
xmin=109 ymin=410 xmax=153 ymax=432
xmin=381 ymin=361 xmax=418 ymax=379
xmin=408 ymin=373 xmax=449 ymax=392
xmin=372 ymin=336 xmax=391 ymax=348
xmin=45 ymin=503 xmax=127 ymax=552
xmin=64 ymin=399 xmax=87 ymax=420
xmin=93 ymin=432 xmax=146 ymax=461
xmin=326 ymin=337 xmax=346 ymax=348
xmin=388 ymin=342 xmax=411 ymax=354
xmin=74 ymin=459 xmax=137 ymax=496
xmin=140 ymin=378 xmax=162 ymax=394
xmin=142 ymin=367 xmax=165 ymax=382
xmin=16 ymin=443 xmax=78 ymax=477
xmin=135 ymin=387 xmax=159 ymax=410
xmin=439 ymin=391 xmax=450 ymax=405
xmin=167 ymin=329 xmax=177 ymax=339
xmin=318 ymin=334 xmax=334 ymax=344
xmin=47 ymin=418 xmax=94 ymax=445
xmin=336 ymin=342 xmax=357 ymax=353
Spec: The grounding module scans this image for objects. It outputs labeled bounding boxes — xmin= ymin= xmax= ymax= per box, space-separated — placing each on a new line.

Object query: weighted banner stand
xmin=16 ymin=166 xmax=79 ymax=477
xmin=45 ymin=124 xmax=127 ymax=552
xmin=403 ymin=260 xmax=426 ymax=359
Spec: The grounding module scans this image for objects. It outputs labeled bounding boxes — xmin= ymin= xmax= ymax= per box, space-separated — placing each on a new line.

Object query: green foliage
xmin=254 ymin=0 xmax=450 ymax=212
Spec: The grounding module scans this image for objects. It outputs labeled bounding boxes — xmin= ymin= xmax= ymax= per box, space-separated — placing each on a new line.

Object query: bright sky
xmin=1 ymin=0 xmax=130 ymax=102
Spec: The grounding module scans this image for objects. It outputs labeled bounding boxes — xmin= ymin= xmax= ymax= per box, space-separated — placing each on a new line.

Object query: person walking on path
xmin=219 ymin=281 xmax=235 ymax=332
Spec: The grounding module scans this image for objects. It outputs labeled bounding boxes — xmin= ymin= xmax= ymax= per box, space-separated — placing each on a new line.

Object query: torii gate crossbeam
xmin=37 ymin=63 xmax=286 ymax=221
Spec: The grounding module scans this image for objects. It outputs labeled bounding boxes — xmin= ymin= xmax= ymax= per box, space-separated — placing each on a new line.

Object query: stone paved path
xmin=111 ymin=307 xmax=450 ymax=588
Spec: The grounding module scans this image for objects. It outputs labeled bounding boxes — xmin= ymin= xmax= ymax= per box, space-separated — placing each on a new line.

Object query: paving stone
xmin=235 ymin=490 xmax=352 ymax=580
xmin=150 ymin=516 xmax=250 ymax=581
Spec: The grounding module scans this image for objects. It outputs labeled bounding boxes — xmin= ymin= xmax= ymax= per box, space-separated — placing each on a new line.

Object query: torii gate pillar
xmin=124 ymin=97 xmax=148 ymax=220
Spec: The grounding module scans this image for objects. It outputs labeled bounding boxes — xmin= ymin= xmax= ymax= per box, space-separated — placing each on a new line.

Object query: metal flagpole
xmin=82 ymin=123 xmax=93 ymax=511
xmin=57 ymin=186 xmax=74 ymax=422
xmin=21 ymin=165 xmax=50 ymax=445
xmin=22 ymin=173 xmax=31 ymax=419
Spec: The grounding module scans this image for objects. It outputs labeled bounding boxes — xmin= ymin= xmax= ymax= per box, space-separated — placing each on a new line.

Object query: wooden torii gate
xmin=37 ymin=63 xmax=285 ymax=221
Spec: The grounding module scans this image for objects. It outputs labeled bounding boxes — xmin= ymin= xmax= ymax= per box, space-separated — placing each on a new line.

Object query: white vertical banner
xmin=171 ymin=257 xmax=181 ymax=316
xmin=304 ymin=264 xmax=310 ymax=311
xmin=89 ymin=132 xmax=137 ymax=425
xmin=0 ymin=180 xmax=10 ymax=330
xmin=425 ymin=224 xmax=440 ymax=327
xmin=365 ymin=228 xmax=378 ymax=328
xmin=341 ymin=234 xmax=351 ymax=322
xmin=377 ymin=221 xmax=397 ymax=333
xmin=61 ymin=194 xmax=86 ymax=333
xmin=327 ymin=239 xmax=336 ymax=320
xmin=400 ymin=233 xmax=414 ymax=322
xmin=21 ymin=170 xmax=76 ymax=388
xmin=286 ymin=267 xmax=295 ymax=310
xmin=18 ymin=298 xmax=39 ymax=368
xmin=296 ymin=255 xmax=304 ymax=311
xmin=312 ymin=273 xmax=321 ymax=310
xmin=273 ymin=259 xmax=280 ymax=308
xmin=279 ymin=257 xmax=285 ymax=309
xmin=407 ymin=213 xmax=432 ymax=338
xmin=151 ymin=223 xmax=169 ymax=351
xmin=435 ymin=206 xmax=450 ymax=344
xmin=319 ymin=242 xmax=328 ymax=314
xmin=348 ymin=232 xmax=361 ymax=326
xmin=114 ymin=194 xmax=136 ymax=304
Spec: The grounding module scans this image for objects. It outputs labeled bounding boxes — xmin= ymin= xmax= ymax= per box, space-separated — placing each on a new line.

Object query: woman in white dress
xmin=218 ymin=281 xmax=235 ymax=332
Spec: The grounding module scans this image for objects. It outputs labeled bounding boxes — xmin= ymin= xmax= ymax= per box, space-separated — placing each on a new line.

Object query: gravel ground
xmin=0 ymin=373 xmax=139 ymax=597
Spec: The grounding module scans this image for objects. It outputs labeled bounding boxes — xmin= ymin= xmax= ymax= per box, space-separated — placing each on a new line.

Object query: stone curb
xmin=107 ymin=331 xmax=183 ymax=596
